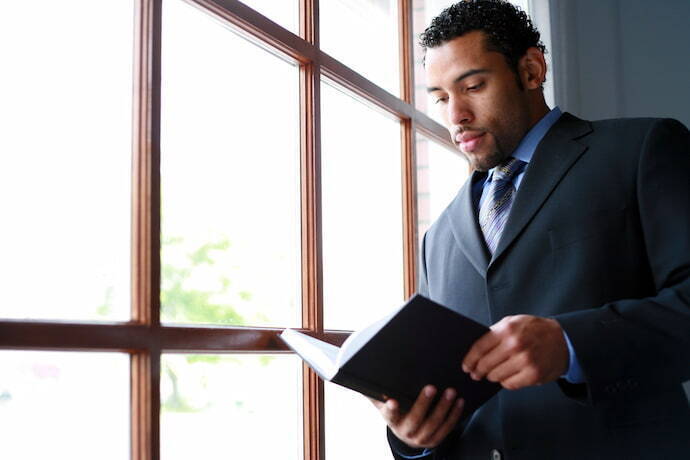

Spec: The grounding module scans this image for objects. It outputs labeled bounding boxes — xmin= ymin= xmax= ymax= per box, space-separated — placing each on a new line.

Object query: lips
xmin=456 ymin=132 xmax=485 ymax=153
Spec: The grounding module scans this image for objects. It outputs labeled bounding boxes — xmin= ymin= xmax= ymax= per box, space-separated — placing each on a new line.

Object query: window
xmin=0 ymin=1 xmax=487 ymax=459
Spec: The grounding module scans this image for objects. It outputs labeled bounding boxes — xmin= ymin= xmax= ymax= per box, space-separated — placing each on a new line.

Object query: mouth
xmin=455 ymin=132 xmax=486 ymax=153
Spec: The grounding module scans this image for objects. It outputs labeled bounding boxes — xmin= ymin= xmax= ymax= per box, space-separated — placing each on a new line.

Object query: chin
xmin=470 ymin=152 xmax=505 ymax=172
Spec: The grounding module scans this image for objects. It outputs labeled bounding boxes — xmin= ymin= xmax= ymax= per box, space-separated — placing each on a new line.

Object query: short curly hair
xmin=420 ymin=0 xmax=545 ymax=78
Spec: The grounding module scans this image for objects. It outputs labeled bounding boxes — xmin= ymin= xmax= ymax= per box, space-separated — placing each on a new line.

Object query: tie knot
xmin=493 ymin=157 xmax=526 ymax=182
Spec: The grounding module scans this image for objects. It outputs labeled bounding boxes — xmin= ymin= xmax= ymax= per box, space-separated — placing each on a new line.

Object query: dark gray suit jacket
xmin=389 ymin=113 xmax=690 ymax=459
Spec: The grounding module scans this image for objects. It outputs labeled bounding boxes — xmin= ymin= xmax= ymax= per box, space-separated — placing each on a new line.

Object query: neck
xmin=525 ymin=96 xmax=551 ymax=130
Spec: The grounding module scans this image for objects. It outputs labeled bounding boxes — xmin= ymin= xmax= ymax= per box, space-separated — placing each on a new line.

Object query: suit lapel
xmin=490 ymin=113 xmax=593 ymax=265
xmin=447 ymin=170 xmax=491 ymax=278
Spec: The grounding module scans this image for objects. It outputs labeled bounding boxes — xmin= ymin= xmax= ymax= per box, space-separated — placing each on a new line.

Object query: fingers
xmin=468 ymin=342 xmax=511 ymax=380
xmin=375 ymin=398 xmax=402 ymax=426
xmin=369 ymin=395 xmax=390 ymax=410
xmin=426 ymin=398 xmax=465 ymax=447
xmin=501 ymin=369 xmax=534 ymax=390
xmin=370 ymin=398 xmax=384 ymax=409
xmin=463 ymin=315 xmax=570 ymax=389
xmin=485 ymin=355 xmax=521 ymax=383
xmin=410 ymin=388 xmax=461 ymax=444
xmin=375 ymin=386 xmax=436 ymax=431
xmin=401 ymin=385 xmax=437 ymax=431
xmin=392 ymin=387 xmax=464 ymax=449
xmin=462 ymin=329 xmax=501 ymax=375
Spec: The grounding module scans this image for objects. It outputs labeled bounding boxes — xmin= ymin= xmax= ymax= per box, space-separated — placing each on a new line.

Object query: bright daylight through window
xmin=0 ymin=1 xmax=540 ymax=459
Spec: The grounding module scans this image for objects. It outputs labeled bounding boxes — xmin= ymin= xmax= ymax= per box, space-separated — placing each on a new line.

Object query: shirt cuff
xmin=561 ymin=330 xmax=586 ymax=383
xmin=395 ymin=448 xmax=434 ymax=459
xmin=387 ymin=428 xmax=434 ymax=459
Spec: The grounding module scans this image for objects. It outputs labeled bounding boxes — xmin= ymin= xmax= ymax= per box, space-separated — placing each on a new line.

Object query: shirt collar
xmin=486 ymin=106 xmax=562 ymax=182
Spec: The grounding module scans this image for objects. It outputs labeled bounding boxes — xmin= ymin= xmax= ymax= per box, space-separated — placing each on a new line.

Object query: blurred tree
xmin=160 ymin=237 xmax=246 ymax=325
xmin=98 ymin=235 xmax=267 ymax=412
xmin=160 ymin=236 xmax=251 ymax=411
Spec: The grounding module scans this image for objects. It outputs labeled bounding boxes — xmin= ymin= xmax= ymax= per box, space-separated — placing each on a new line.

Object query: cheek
xmin=490 ymin=94 xmax=526 ymax=129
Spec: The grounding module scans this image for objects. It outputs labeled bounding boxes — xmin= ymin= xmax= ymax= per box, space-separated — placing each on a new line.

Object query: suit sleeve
xmin=555 ymin=118 xmax=690 ymax=404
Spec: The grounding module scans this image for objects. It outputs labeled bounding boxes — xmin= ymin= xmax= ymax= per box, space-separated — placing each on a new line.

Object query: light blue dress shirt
xmin=473 ymin=106 xmax=584 ymax=384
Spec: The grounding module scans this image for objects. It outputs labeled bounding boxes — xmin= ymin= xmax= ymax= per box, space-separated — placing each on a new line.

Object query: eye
xmin=433 ymin=96 xmax=448 ymax=104
xmin=466 ymin=82 xmax=484 ymax=92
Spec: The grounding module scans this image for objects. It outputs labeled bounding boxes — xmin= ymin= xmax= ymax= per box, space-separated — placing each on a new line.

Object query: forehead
xmin=425 ymin=31 xmax=503 ymax=84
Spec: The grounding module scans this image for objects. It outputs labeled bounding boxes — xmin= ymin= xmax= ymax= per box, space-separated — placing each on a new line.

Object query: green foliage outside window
xmin=98 ymin=235 xmax=274 ymax=412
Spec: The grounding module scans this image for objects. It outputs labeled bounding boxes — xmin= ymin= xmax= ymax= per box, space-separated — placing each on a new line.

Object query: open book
xmin=280 ymin=294 xmax=501 ymax=414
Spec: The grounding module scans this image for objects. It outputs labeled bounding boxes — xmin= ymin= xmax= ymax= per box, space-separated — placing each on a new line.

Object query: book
xmin=280 ymin=294 xmax=501 ymax=415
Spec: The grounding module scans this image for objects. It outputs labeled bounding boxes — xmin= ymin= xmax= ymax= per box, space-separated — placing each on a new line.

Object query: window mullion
xmin=300 ymin=2 xmax=324 ymax=460
xmin=399 ymin=0 xmax=418 ymax=298
xmin=131 ymin=0 xmax=162 ymax=460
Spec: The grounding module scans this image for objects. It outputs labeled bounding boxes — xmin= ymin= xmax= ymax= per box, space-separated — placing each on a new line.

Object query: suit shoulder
xmin=590 ymin=117 xmax=689 ymax=135
xmin=425 ymin=196 xmax=456 ymax=240
xmin=581 ymin=117 xmax=689 ymax=155
xmin=423 ymin=179 xmax=471 ymax=243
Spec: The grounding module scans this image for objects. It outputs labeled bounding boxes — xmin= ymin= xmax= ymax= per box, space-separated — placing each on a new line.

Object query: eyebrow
xmin=426 ymin=68 xmax=489 ymax=93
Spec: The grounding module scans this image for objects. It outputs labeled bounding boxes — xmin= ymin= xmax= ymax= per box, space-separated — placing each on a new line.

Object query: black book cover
xmin=281 ymin=294 xmax=501 ymax=415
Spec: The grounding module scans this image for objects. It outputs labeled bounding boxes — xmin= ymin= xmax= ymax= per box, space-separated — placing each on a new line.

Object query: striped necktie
xmin=478 ymin=157 xmax=527 ymax=255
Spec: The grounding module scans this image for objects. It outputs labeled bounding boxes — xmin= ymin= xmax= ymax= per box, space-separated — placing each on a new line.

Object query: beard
xmin=464 ymin=107 xmax=531 ymax=172
xmin=470 ymin=147 xmax=508 ymax=172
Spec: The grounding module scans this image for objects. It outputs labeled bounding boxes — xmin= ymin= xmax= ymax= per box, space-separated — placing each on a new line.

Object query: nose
xmin=447 ymin=96 xmax=473 ymax=127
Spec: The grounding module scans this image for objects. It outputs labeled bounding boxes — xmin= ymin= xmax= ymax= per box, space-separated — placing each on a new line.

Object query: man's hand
xmin=462 ymin=315 xmax=569 ymax=390
xmin=371 ymin=385 xmax=464 ymax=450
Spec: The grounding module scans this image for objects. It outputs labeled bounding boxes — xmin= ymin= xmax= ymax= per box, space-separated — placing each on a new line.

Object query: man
xmin=372 ymin=1 xmax=690 ymax=459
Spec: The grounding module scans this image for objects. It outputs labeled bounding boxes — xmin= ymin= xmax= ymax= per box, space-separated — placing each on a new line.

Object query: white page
xmin=280 ymin=328 xmax=340 ymax=380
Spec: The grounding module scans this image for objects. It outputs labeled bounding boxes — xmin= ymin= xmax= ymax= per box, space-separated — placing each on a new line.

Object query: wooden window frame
xmin=0 ymin=1 xmax=455 ymax=459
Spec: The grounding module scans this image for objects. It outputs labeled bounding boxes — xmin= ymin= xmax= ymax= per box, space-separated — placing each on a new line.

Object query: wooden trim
xmin=160 ymin=326 xmax=294 ymax=351
xmin=415 ymin=111 xmax=456 ymax=153
xmin=150 ymin=351 xmax=161 ymax=460
xmin=399 ymin=0 xmax=417 ymax=298
xmin=132 ymin=1 xmax=161 ymax=459
xmin=0 ymin=321 xmax=349 ymax=352
xmin=299 ymin=39 xmax=323 ymax=343
xmin=303 ymin=364 xmax=324 ymax=460
xmin=131 ymin=352 xmax=153 ymax=460
xmin=132 ymin=0 xmax=162 ymax=327
xmin=191 ymin=0 xmax=316 ymax=63
xmin=401 ymin=118 xmax=418 ymax=299
xmin=300 ymin=0 xmax=318 ymax=46
xmin=132 ymin=0 xmax=152 ymax=325
xmin=399 ymin=0 xmax=414 ymax=104
xmin=319 ymin=52 xmax=413 ymax=120
xmin=300 ymin=1 xmax=324 ymax=459
xmin=0 ymin=322 xmax=152 ymax=351
xmin=148 ymin=0 xmax=163 ymax=329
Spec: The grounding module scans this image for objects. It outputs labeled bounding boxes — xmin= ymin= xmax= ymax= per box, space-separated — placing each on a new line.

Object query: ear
xmin=518 ymin=47 xmax=547 ymax=90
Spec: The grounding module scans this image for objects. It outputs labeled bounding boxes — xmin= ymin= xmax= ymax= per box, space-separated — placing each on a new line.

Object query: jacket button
xmin=491 ymin=449 xmax=502 ymax=460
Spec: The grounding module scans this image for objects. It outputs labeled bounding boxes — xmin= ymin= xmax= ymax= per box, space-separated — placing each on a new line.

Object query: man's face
xmin=425 ymin=31 xmax=532 ymax=171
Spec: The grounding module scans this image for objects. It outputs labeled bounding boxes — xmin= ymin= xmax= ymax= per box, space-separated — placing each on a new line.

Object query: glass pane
xmin=325 ymin=383 xmax=391 ymax=460
xmin=413 ymin=0 xmax=530 ymax=118
xmin=0 ymin=351 xmax=129 ymax=460
xmin=239 ymin=0 xmax=298 ymax=33
xmin=416 ymin=133 xmax=469 ymax=240
xmin=0 ymin=0 xmax=133 ymax=321
xmin=321 ymin=81 xmax=404 ymax=331
xmin=321 ymin=0 xmax=400 ymax=96
xmin=161 ymin=0 xmax=301 ymax=328
xmin=161 ymin=354 xmax=302 ymax=460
